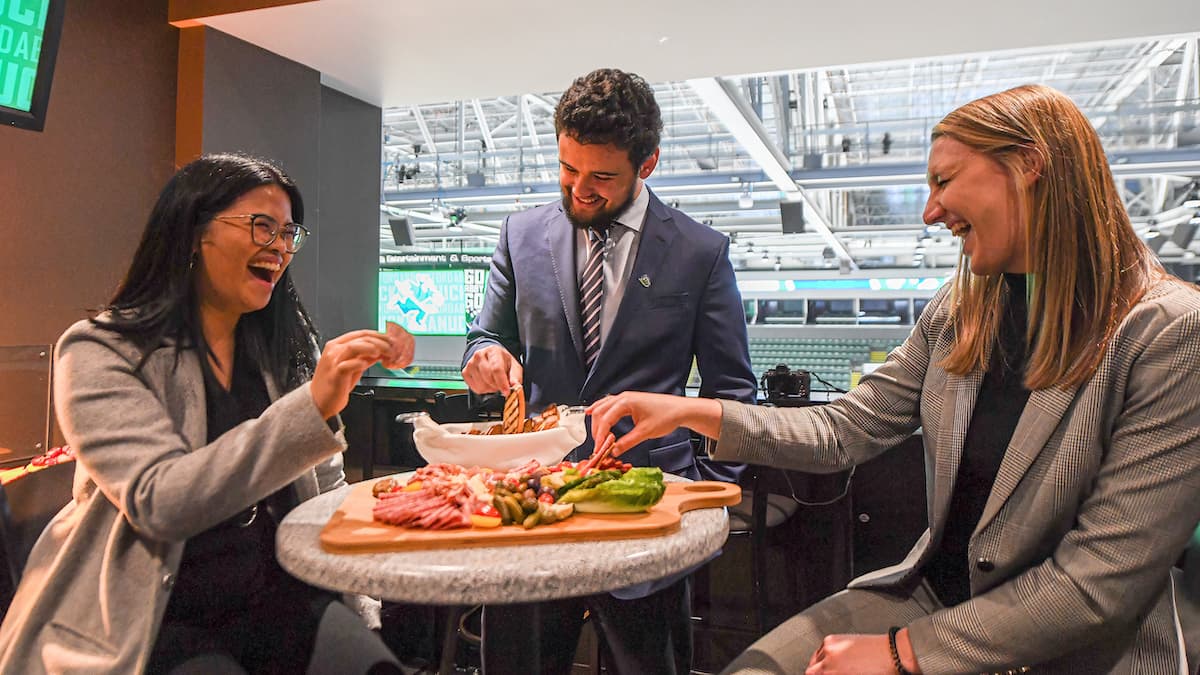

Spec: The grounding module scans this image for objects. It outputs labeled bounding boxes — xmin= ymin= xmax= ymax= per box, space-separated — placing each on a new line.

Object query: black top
xmin=161 ymin=342 xmax=283 ymax=624
xmin=924 ymin=274 xmax=1032 ymax=606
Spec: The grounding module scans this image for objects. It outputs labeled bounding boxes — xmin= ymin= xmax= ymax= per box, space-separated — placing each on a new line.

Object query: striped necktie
xmin=580 ymin=226 xmax=608 ymax=369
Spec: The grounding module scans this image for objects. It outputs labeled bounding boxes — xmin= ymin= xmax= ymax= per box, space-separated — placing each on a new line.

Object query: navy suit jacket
xmin=465 ymin=189 xmax=755 ymax=480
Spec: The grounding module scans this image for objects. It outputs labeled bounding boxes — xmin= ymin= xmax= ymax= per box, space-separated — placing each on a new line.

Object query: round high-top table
xmin=275 ymin=474 xmax=731 ymax=605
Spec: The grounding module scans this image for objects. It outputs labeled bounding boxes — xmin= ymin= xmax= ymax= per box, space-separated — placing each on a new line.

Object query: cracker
xmin=502 ymin=387 xmax=526 ymax=434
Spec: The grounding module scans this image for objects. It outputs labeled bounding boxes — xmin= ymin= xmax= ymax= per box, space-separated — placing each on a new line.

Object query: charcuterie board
xmin=319 ymin=478 xmax=741 ymax=553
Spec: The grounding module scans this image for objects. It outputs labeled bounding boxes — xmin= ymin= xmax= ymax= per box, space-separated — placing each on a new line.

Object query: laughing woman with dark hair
xmin=0 ymin=154 xmax=411 ymax=674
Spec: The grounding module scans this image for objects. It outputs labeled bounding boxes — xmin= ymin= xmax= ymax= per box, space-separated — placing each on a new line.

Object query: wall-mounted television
xmin=0 ymin=0 xmax=66 ymax=132
xmin=378 ymin=267 xmax=490 ymax=336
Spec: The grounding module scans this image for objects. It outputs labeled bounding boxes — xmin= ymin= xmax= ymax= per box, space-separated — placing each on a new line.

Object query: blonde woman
xmin=590 ymin=85 xmax=1200 ymax=674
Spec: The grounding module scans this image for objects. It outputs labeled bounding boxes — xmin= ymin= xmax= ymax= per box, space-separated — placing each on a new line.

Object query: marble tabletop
xmin=276 ymin=473 xmax=732 ymax=605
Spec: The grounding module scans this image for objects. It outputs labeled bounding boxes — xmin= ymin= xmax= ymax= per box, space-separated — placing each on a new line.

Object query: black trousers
xmin=481 ymin=576 xmax=692 ymax=675
xmin=148 ymin=576 xmax=400 ymax=675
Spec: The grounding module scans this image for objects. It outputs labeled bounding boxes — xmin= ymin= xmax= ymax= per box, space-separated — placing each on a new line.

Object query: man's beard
xmin=562 ymin=183 xmax=636 ymax=232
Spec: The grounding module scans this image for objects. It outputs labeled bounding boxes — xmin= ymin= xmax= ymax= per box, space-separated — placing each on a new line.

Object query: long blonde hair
xmin=935 ymin=85 xmax=1162 ymax=390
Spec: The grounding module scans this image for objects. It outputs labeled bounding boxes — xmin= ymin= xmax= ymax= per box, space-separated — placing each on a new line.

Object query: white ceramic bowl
xmin=408 ymin=405 xmax=588 ymax=471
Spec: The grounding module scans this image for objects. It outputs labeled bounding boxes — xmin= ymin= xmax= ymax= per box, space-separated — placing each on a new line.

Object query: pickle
xmin=493 ymin=496 xmax=514 ymax=525
xmin=522 ymin=511 xmax=541 ymax=529
xmin=521 ymin=497 xmax=538 ymax=514
xmin=502 ymin=495 xmax=524 ymax=522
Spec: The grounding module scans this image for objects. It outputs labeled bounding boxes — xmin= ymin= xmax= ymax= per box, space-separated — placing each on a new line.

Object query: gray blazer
xmin=714 ymin=279 xmax=1200 ymax=674
xmin=0 ymin=318 xmax=347 ymax=674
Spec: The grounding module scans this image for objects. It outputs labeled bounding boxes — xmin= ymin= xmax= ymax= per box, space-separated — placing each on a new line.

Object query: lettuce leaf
xmin=557 ymin=467 xmax=666 ymax=513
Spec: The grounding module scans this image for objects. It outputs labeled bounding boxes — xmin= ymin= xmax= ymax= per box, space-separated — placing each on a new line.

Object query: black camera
xmin=760 ymin=364 xmax=811 ymax=401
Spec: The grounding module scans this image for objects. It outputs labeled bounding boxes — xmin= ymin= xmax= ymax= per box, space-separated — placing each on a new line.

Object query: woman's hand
xmin=310 ymin=329 xmax=394 ymax=419
xmin=461 ymin=345 xmax=523 ymax=395
xmin=805 ymin=631 xmax=920 ymax=675
xmin=586 ymin=393 xmax=722 ymax=456
xmin=382 ymin=321 xmax=415 ymax=370
xmin=805 ymin=634 xmax=892 ymax=675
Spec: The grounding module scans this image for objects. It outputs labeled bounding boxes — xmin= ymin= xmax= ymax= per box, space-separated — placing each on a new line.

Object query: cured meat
xmin=381 ymin=321 xmax=415 ymax=369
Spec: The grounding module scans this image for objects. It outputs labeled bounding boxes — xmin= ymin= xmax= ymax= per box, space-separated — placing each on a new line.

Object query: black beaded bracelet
xmin=888 ymin=626 xmax=914 ymax=675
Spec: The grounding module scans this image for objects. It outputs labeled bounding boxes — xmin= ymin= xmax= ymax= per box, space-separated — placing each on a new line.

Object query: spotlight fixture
xmin=1172 ymin=218 xmax=1198 ymax=250
xmin=738 ymin=184 xmax=753 ymax=209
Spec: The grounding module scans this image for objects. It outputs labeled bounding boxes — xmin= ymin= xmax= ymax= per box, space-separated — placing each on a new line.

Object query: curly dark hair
xmin=554 ymin=68 xmax=663 ymax=168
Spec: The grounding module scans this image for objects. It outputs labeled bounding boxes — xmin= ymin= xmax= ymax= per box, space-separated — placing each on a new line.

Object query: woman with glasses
xmin=590 ymin=85 xmax=1200 ymax=674
xmin=0 ymin=153 xmax=410 ymax=674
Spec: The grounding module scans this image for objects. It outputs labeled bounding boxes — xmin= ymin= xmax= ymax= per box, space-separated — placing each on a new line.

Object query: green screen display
xmin=0 ymin=0 xmax=50 ymax=113
xmin=378 ymin=267 xmax=490 ymax=336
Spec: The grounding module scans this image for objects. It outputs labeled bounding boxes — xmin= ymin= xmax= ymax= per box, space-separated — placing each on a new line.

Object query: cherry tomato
xmin=470 ymin=503 xmax=502 ymax=528
xmin=538 ymin=492 xmax=555 ymax=504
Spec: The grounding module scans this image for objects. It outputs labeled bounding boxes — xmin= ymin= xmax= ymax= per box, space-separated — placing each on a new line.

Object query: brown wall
xmin=0 ymin=3 xmax=178 ymax=346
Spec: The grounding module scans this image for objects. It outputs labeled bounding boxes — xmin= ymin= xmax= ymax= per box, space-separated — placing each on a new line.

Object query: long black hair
xmin=97 ymin=153 xmax=318 ymax=392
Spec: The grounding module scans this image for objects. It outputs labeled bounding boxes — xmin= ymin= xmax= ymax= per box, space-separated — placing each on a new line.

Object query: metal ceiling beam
xmin=687 ymin=76 xmax=857 ymax=269
xmin=518 ymin=95 xmax=552 ymax=184
xmin=491 ymin=113 xmax=517 ymax=136
xmin=1097 ymin=39 xmax=1185 ymax=107
xmin=410 ymin=106 xmax=435 ymax=156
xmin=471 ymin=99 xmax=495 ymax=151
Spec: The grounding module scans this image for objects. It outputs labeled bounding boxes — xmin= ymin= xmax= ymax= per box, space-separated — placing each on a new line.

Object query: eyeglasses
xmin=212 ymin=213 xmax=310 ymax=253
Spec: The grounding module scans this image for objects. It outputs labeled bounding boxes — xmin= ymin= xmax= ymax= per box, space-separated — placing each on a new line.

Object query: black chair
xmin=726 ymin=465 xmax=802 ymax=635
xmin=0 ymin=460 xmax=75 ymax=621
xmin=430 ymin=390 xmax=502 ymax=424
xmin=1173 ymin=528 xmax=1200 ymax=675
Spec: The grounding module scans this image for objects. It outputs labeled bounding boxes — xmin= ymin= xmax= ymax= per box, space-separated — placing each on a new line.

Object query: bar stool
xmin=726 ymin=465 xmax=801 ymax=635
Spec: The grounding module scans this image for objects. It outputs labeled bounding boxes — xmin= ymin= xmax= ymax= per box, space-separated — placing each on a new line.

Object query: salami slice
xmin=381 ymin=321 xmax=415 ymax=370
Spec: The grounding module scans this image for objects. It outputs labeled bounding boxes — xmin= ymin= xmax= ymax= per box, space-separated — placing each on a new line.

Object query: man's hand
xmin=461 ymin=344 xmax=523 ymax=395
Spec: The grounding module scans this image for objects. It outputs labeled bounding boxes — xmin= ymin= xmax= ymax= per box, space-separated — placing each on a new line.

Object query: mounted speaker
xmin=1172 ymin=220 xmax=1198 ymax=250
xmin=388 ymin=217 xmax=414 ymax=247
xmin=781 ymin=200 xmax=806 ymax=234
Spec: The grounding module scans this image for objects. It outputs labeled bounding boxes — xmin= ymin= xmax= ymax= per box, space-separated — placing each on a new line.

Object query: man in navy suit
xmin=462 ymin=68 xmax=755 ymax=675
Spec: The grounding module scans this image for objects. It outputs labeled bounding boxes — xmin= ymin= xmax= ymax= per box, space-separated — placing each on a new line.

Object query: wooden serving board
xmin=319 ymin=479 xmax=741 ymax=553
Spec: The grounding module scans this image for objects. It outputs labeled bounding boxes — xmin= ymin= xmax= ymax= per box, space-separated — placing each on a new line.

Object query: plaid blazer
xmin=715 ymin=278 xmax=1200 ymax=674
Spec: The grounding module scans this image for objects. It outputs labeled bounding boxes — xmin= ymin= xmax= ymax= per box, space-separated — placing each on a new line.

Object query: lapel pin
xmin=639 ymin=274 xmax=651 ymax=288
